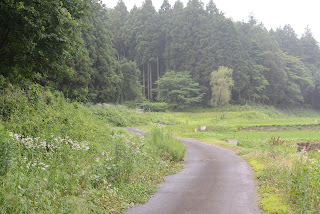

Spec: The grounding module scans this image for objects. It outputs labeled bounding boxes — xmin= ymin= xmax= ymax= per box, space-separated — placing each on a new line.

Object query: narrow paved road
xmin=126 ymin=128 xmax=260 ymax=214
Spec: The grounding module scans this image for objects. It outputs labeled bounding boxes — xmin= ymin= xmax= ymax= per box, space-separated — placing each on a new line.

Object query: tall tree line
xmin=107 ymin=0 xmax=320 ymax=108
xmin=1 ymin=0 xmax=319 ymax=108
xmin=0 ymin=0 xmax=142 ymax=104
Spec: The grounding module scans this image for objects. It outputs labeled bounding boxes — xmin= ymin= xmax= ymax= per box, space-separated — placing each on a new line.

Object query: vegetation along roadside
xmin=0 ymin=87 xmax=185 ymax=213
xmin=1 ymin=0 xmax=320 ymax=213
xmin=153 ymin=106 xmax=320 ymax=213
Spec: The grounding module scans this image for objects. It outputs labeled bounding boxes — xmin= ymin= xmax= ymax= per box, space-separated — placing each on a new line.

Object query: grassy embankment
xmin=0 ymin=86 xmax=186 ymax=213
xmin=145 ymin=105 xmax=320 ymax=213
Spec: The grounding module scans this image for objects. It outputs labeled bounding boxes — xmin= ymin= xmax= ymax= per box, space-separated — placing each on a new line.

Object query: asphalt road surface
xmin=125 ymin=128 xmax=260 ymax=214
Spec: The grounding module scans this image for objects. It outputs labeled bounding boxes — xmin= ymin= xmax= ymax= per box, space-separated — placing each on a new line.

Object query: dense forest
xmin=1 ymin=0 xmax=320 ymax=109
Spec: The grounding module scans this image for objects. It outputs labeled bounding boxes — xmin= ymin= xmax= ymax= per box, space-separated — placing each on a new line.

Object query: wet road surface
xmin=125 ymin=128 xmax=260 ymax=214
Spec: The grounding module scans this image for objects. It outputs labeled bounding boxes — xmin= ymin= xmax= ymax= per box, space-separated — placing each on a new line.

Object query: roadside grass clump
xmin=247 ymin=139 xmax=320 ymax=213
xmin=0 ymin=86 xmax=186 ymax=213
xmin=288 ymin=152 xmax=320 ymax=213
xmin=89 ymin=104 xmax=166 ymax=127
xmin=146 ymin=128 xmax=186 ymax=162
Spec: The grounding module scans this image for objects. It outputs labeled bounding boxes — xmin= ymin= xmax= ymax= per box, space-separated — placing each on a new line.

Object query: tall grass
xmin=0 ymin=85 xmax=186 ymax=213
xmin=248 ymin=140 xmax=320 ymax=213
xmin=146 ymin=128 xmax=186 ymax=162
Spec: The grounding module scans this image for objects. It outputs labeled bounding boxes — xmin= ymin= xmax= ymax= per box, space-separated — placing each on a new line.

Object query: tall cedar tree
xmin=0 ymin=0 xmax=89 ymax=84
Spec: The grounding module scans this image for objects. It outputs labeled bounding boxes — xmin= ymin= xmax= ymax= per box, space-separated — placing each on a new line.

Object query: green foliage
xmin=142 ymin=102 xmax=168 ymax=112
xmin=260 ymin=192 xmax=291 ymax=214
xmin=0 ymin=129 xmax=16 ymax=177
xmin=210 ymin=66 xmax=234 ymax=106
xmin=0 ymin=86 xmax=185 ymax=213
xmin=107 ymin=0 xmax=129 ymax=60
xmin=0 ymin=0 xmax=89 ymax=81
xmin=146 ymin=128 xmax=186 ymax=162
xmin=118 ymin=59 xmax=142 ymax=102
xmin=156 ymin=70 xmax=203 ymax=109
xmin=90 ymin=105 xmax=128 ymax=127
xmin=83 ymin=1 xmax=121 ymax=103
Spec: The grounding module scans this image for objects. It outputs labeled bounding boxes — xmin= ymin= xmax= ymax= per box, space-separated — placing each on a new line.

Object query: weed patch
xmin=0 ymin=87 xmax=186 ymax=213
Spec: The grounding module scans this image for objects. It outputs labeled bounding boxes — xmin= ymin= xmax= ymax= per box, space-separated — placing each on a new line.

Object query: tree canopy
xmin=155 ymin=70 xmax=203 ymax=108
xmin=0 ymin=0 xmax=89 ymax=81
xmin=210 ymin=66 xmax=234 ymax=117
xmin=1 ymin=0 xmax=320 ymax=109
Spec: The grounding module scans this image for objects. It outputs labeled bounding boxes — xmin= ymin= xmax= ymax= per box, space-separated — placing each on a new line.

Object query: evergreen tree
xmin=118 ymin=59 xmax=142 ymax=102
xmin=107 ymin=0 xmax=129 ymax=60
xmin=59 ymin=43 xmax=92 ymax=102
xmin=83 ymin=1 xmax=121 ymax=103
xmin=300 ymin=28 xmax=320 ymax=107
xmin=272 ymin=25 xmax=302 ymax=57
xmin=0 ymin=0 xmax=89 ymax=83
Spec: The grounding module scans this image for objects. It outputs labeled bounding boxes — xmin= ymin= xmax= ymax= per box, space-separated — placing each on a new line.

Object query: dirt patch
xmin=241 ymin=124 xmax=320 ymax=132
xmin=297 ymin=142 xmax=320 ymax=152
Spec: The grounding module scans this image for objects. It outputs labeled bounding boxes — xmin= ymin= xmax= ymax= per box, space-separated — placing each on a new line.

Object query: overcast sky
xmin=104 ymin=0 xmax=320 ymax=42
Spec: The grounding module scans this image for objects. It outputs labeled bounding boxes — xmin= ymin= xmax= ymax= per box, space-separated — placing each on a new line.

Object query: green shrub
xmin=141 ymin=102 xmax=168 ymax=112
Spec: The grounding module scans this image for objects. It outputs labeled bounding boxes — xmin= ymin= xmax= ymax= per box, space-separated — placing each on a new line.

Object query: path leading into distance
xmin=125 ymin=128 xmax=260 ymax=214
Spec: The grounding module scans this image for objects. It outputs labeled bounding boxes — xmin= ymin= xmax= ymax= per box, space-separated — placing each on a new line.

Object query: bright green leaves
xmin=210 ymin=66 xmax=234 ymax=107
xmin=155 ymin=70 xmax=203 ymax=109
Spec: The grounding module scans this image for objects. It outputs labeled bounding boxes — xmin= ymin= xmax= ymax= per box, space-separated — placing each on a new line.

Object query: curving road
xmin=126 ymin=128 xmax=260 ymax=214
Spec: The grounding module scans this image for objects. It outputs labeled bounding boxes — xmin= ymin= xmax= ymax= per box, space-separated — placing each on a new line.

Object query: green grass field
xmin=145 ymin=105 xmax=320 ymax=214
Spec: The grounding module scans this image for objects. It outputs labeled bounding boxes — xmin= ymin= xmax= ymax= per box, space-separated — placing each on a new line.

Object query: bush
xmin=142 ymin=102 xmax=168 ymax=112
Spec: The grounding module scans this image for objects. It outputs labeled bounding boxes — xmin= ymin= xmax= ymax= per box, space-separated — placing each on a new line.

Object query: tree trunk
xmin=147 ymin=62 xmax=150 ymax=100
xmin=157 ymin=56 xmax=160 ymax=97
xmin=150 ymin=61 xmax=153 ymax=101
xmin=219 ymin=88 xmax=224 ymax=119
xmin=157 ymin=56 xmax=159 ymax=82
xmin=222 ymin=105 xmax=225 ymax=119
xmin=143 ymin=65 xmax=145 ymax=97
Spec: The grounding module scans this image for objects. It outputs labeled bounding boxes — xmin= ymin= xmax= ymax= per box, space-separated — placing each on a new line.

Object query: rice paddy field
xmin=1 ymin=87 xmax=320 ymax=214
xmin=142 ymin=105 xmax=320 ymax=213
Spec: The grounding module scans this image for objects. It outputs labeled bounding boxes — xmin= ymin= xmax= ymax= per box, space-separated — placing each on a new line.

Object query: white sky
xmin=104 ymin=0 xmax=320 ymax=42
